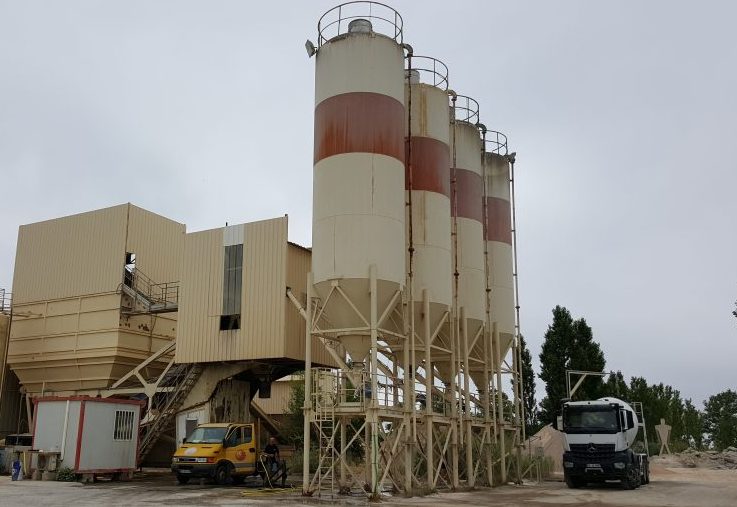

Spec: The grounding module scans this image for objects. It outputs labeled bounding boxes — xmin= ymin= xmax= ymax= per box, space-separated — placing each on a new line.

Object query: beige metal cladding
xmin=312 ymin=30 xmax=406 ymax=362
xmin=7 ymin=204 xmax=184 ymax=393
xmin=451 ymin=122 xmax=486 ymax=324
xmin=485 ymin=152 xmax=515 ymax=360
xmin=175 ymin=217 xmax=332 ymax=366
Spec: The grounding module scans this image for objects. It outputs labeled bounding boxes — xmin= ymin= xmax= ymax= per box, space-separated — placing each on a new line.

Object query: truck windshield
xmin=564 ymin=407 xmax=619 ymax=433
xmin=186 ymin=427 xmax=228 ymax=444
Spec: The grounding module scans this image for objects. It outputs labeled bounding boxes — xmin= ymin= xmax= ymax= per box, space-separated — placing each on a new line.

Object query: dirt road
xmin=0 ymin=464 xmax=735 ymax=506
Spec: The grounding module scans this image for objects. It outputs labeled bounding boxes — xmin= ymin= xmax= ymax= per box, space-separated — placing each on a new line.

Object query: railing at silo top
xmin=485 ymin=130 xmax=509 ymax=156
xmin=406 ymin=55 xmax=449 ymax=91
xmin=318 ymin=1 xmax=403 ymax=46
xmin=453 ymin=95 xmax=480 ymax=125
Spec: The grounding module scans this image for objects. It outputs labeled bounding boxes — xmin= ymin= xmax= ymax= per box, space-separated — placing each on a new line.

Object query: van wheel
xmin=215 ymin=463 xmax=233 ymax=486
xmin=176 ymin=474 xmax=190 ymax=485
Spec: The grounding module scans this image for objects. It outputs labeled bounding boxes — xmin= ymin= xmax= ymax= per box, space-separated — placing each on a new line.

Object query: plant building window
xmin=114 ymin=410 xmax=135 ymax=440
xmin=220 ymin=243 xmax=243 ymax=330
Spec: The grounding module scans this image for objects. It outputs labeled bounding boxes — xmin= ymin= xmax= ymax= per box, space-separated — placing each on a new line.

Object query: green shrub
xmin=56 ymin=467 xmax=77 ymax=482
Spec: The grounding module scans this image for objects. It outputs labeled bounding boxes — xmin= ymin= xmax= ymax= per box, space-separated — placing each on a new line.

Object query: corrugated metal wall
xmin=0 ymin=313 xmax=23 ymax=436
xmin=125 ymin=204 xmax=185 ymax=285
xmin=12 ymin=205 xmax=128 ymax=304
xmin=8 ymin=204 xmax=184 ymax=393
xmin=252 ymin=379 xmax=293 ymax=415
xmin=176 ymin=217 xmax=288 ymax=363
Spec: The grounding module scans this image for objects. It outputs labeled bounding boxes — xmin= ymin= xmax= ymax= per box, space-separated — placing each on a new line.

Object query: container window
xmin=114 ymin=410 xmax=136 ymax=441
xmin=221 ymin=244 xmax=243 ymax=330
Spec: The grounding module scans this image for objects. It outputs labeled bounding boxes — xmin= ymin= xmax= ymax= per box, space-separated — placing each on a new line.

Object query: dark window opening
xmin=626 ymin=410 xmax=635 ymax=429
xmin=220 ymin=314 xmax=241 ymax=330
xmin=220 ymin=244 xmax=243 ymax=331
xmin=124 ymin=252 xmax=136 ymax=287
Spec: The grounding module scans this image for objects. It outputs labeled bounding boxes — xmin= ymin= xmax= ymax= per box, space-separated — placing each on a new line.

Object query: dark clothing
xmin=264 ymin=443 xmax=280 ymax=473
xmin=264 ymin=443 xmax=279 ymax=459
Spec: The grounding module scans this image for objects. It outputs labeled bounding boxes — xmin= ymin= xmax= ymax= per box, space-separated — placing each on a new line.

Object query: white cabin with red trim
xmin=32 ymin=396 xmax=142 ymax=474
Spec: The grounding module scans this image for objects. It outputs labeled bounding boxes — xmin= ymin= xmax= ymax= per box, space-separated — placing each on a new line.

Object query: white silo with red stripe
xmin=311 ymin=7 xmax=406 ymax=364
xmin=484 ymin=135 xmax=515 ymax=366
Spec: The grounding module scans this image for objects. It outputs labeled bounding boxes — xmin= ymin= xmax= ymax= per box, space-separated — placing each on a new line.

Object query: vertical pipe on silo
xmin=302 ymin=272 xmax=313 ymax=495
xmin=448 ymin=93 xmax=460 ymax=489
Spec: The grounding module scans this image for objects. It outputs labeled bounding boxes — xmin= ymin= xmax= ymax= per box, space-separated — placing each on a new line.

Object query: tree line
xmin=518 ymin=305 xmax=737 ymax=452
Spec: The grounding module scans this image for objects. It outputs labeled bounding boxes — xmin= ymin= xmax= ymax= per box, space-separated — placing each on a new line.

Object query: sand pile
xmin=651 ymin=447 xmax=737 ymax=470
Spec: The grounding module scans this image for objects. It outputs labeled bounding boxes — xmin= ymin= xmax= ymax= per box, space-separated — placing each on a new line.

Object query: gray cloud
xmin=1 ymin=0 xmax=735 ymax=405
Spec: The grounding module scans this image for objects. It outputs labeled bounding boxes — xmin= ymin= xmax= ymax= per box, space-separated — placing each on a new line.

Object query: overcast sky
xmin=1 ymin=1 xmax=735 ymax=407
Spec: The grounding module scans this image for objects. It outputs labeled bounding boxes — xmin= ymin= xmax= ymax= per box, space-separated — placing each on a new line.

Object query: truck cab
xmin=561 ymin=397 xmax=649 ymax=489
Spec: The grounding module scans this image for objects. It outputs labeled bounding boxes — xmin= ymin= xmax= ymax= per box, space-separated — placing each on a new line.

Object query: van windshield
xmin=564 ymin=406 xmax=620 ymax=434
xmin=186 ymin=427 xmax=228 ymax=444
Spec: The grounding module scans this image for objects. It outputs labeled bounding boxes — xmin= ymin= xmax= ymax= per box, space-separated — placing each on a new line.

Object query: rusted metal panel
xmin=314 ymin=92 xmax=405 ymax=163
xmin=453 ymin=169 xmax=484 ymax=222
xmin=405 ymin=137 xmax=451 ymax=197
xmin=485 ymin=197 xmax=512 ymax=244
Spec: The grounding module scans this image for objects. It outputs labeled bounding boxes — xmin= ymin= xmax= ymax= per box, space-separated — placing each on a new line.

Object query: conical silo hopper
xmin=399 ymin=58 xmax=452 ymax=372
xmin=484 ymin=145 xmax=515 ymax=368
xmin=312 ymin=15 xmax=406 ymax=364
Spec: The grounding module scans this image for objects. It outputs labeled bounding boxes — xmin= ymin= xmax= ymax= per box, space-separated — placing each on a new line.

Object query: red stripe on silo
xmin=485 ymin=197 xmax=512 ymax=244
xmin=453 ymin=168 xmax=483 ymax=222
xmin=314 ymin=92 xmax=405 ymax=163
xmin=405 ymin=137 xmax=451 ymax=197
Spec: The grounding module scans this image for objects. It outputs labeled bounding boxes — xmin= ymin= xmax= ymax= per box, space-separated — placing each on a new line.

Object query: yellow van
xmin=171 ymin=422 xmax=259 ymax=485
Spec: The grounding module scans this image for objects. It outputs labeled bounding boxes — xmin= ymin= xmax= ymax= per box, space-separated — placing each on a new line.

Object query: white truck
xmin=560 ymin=397 xmax=649 ymax=489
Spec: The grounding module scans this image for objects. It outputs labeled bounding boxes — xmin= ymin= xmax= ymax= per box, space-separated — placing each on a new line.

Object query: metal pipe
xmin=369 ymin=264 xmax=379 ymax=499
xmin=508 ymin=154 xmax=525 ymax=442
xmin=462 ymin=308 xmax=474 ymax=487
xmin=423 ymin=290 xmax=434 ymax=489
xmin=449 ymin=91 xmax=460 ymax=489
xmin=302 ymin=272 xmax=313 ymax=495
xmin=494 ymin=322 xmax=506 ymax=484
xmin=60 ymin=400 xmax=70 ymax=461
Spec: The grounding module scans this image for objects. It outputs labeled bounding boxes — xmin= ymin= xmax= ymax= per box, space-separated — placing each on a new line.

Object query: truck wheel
xmin=215 ymin=463 xmax=233 ymax=485
xmin=565 ymin=475 xmax=584 ymax=488
xmin=176 ymin=474 xmax=190 ymax=485
xmin=622 ymin=468 xmax=639 ymax=490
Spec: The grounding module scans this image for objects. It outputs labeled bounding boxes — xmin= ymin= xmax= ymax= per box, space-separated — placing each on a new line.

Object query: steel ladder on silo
xmin=313 ymin=369 xmax=336 ymax=495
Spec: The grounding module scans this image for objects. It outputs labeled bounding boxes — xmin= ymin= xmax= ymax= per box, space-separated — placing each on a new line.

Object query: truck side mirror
xmin=556 ymin=415 xmax=563 ymax=431
xmin=222 ymin=438 xmax=227 ymax=448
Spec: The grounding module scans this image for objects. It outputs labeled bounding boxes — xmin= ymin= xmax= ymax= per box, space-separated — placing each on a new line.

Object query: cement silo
xmin=446 ymin=97 xmax=485 ymax=382
xmin=484 ymin=134 xmax=515 ymax=365
xmin=311 ymin=9 xmax=406 ymax=364
xmin=403 ymin=57 xmax=452 ymax=375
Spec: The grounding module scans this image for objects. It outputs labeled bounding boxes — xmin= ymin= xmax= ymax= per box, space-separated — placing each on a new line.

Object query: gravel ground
xmin=0 ymin=464 xmax=735 ymax=507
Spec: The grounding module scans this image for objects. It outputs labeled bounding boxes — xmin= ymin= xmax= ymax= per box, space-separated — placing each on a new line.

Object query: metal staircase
xmin=121 ymin=267 xmax=179 ymax=315
xmin=0 ymin=289 xmax=10 ymax=314
xmin=313 ymin=370 xmax=337 ymax=494
xmin=138 ymin=362 xmax=203 ymax=463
